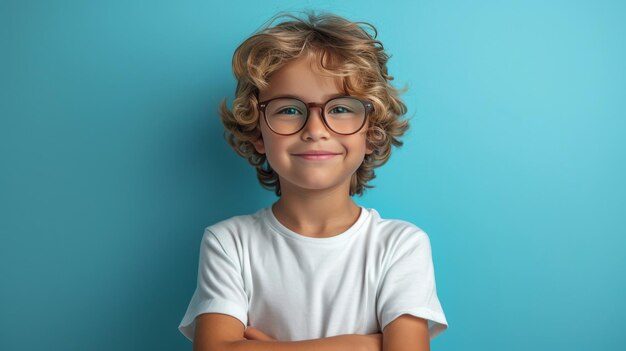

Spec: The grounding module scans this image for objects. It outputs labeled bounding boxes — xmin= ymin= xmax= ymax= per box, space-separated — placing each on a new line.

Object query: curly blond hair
xmin=219 ymin=11 xmax=410 ymax=197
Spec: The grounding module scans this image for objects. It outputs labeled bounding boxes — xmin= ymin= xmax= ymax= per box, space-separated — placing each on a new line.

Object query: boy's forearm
xmin=224 ymin=334 xmax=363 ymax=351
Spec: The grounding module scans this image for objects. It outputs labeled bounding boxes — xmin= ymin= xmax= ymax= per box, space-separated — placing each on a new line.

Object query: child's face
xmin=252 ymin=55 xmax=374 ymax=195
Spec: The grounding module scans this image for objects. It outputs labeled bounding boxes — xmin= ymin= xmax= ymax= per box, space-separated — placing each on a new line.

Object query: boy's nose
xmin=300 ymin=107 xmax=331 ymax=140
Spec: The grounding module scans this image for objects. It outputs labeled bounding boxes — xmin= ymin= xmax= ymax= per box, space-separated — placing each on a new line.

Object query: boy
xmin=179 ymin=11 xmax=448 ymax=351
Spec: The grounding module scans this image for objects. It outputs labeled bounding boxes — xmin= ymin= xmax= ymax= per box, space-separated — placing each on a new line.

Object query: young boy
xmin=178 ymin=11 xmax=448 ymax=351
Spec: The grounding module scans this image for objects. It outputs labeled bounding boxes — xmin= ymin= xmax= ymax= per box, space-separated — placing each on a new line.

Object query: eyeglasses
xmin=257 ymin=95 xmax=374 ymax=135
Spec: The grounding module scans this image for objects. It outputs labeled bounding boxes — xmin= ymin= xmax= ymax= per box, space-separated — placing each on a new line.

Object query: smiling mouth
xmin=292 ymin=154 xmax=339 ymax=160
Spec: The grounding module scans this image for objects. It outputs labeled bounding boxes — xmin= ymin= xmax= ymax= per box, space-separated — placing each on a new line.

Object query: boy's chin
xmin=278 ymin=177 xmax=352 ymax=194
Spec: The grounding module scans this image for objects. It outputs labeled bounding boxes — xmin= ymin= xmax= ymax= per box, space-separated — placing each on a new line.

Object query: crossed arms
xmin=192 ymin=312 xmax=430 ymax=351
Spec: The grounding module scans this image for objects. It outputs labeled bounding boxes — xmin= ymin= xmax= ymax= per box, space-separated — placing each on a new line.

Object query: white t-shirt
xmin=178 ymin=205 xmax=448 ymax=342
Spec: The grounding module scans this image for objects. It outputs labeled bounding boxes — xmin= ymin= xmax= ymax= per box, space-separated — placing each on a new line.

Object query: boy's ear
xmin=251 ymin=136 xmax=266 ymax=154
xmin=364 ymin=124 xmax=374 ymax=155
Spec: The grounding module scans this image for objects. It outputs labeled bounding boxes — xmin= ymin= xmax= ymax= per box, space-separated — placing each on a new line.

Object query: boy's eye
xmin=328 ymin=106 xmax=352 ymax=114
xmin=277 ymin=107 xmax=303 ymax=115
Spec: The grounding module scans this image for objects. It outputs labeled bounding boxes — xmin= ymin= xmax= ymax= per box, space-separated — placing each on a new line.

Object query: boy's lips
xmin=292 ymin=150 xmax=341 ymax=160
xmin=292 ymin=150 xmax=341 ymax=155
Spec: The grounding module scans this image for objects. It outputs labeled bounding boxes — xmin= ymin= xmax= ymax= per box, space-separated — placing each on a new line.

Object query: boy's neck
xmin=271 ymin=186 xmax=361 ymax=239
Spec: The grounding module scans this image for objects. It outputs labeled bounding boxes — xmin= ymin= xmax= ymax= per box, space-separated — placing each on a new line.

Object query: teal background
xmin=1 ymin=0 xmax=624 ymax=350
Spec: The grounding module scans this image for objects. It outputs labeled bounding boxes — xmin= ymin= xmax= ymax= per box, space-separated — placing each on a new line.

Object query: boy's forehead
xmin=259 ymin=56 xmax=345 ymax=101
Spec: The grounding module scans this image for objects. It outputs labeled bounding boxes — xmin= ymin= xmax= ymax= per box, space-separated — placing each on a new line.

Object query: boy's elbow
xmin=193 ymin=341 xmax=235 ymax=351
xmin=192 ymin=313 xmax=246 ymax=351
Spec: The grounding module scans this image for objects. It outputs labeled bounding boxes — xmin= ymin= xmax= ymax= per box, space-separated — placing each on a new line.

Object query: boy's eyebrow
xmin=261 ymin=93 xmax=348 ymax=102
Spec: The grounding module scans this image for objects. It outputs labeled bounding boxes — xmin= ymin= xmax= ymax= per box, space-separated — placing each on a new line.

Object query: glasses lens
xmin=324 ymin=97 xmax=366 ymax=134
xmin=265 ymin=98 xmax=307 ymax=134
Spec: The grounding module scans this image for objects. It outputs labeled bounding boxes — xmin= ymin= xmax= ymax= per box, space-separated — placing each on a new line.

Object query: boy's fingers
xmin=244 ymin=326 xmax=276 ymax=341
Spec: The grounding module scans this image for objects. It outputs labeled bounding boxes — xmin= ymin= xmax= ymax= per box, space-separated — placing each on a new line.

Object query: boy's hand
xmin=244 ymin=326 xmax=276 ymax=341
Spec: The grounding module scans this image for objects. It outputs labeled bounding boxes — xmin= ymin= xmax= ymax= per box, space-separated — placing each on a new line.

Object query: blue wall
xmin=1 ymin=1 xmax=624 ymax=350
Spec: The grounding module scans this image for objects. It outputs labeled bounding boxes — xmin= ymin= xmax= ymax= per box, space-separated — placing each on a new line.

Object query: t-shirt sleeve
xmin=178 ymin=228 xmax=248 ymax=341
xmin=376 ymin=229 xmax=448 ymax=339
